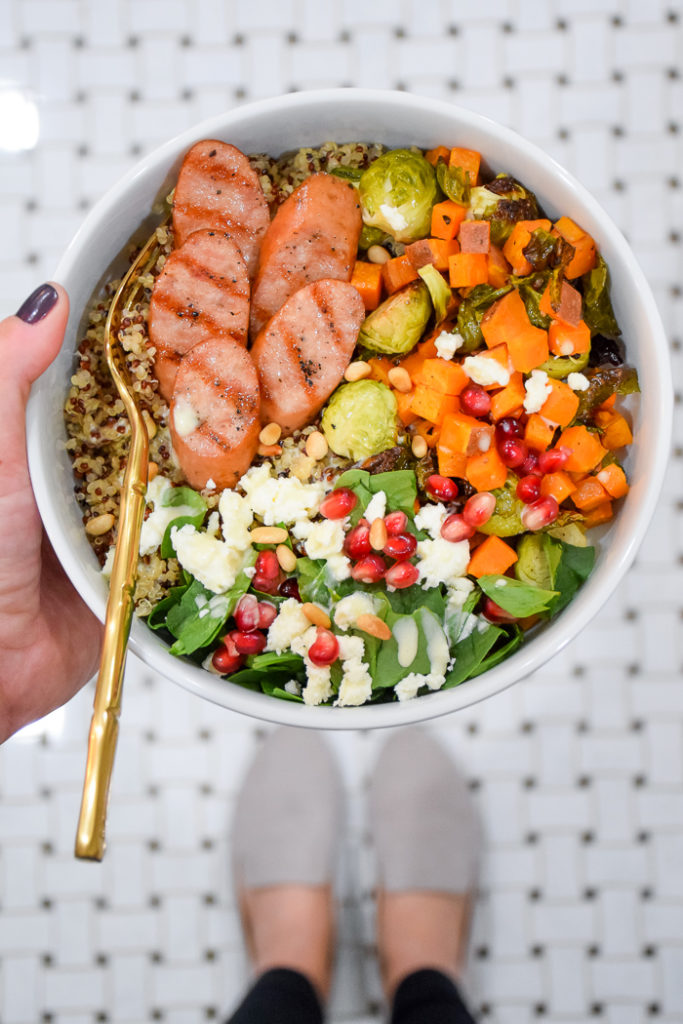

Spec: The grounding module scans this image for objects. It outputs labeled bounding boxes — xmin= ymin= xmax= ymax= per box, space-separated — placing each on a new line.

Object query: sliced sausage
xmin=250 ymin=279 xmax=365 ymax=436
xmin=249 ymin=173 xmax=362 ymax=339
xmin=169 ymin=337 xmax=260 ymax=491
xmin=149 ymin=229 xmax=249 ymax=401
xmin=172 ymin=140 xmax=270 ymax=279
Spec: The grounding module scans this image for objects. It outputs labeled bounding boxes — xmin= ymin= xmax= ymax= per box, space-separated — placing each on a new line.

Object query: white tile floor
xmin=1 ymin=1 xmax=683 ymax=1021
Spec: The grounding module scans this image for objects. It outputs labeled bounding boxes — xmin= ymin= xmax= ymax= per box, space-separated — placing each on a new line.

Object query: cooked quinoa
xmin=64 ymin=142 xmax=380 ymax=616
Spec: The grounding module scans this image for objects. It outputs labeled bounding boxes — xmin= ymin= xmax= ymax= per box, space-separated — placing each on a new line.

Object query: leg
xmin=225 ymin=727 xmax=344 ymax=1022
xmin=370 ymin=728 xmax=482 ymax=1022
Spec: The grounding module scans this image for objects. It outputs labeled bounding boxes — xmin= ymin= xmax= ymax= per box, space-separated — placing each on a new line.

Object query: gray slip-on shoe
xmin=232 ymin=726 xmax=344 ymax=889
xmin=369 ymin=727 xmax=482 ymax=893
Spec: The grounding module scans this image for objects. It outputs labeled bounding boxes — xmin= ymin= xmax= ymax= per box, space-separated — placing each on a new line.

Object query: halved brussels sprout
xmin=469 ymin=174 xmax=541 ymax=246
xmin=417 ymin=264 xmax=452 ymax=325
xmin=359 ymin=149 xmax=438 ymax=243
xmin=478 ymin=475 xmax=525 ymax=537
xmin=538 ymin=351 xmax=590 ymax=380
xmin=546 ymin=522 xmax=588 ymax=547
xmin=322 ymin=380 xmax=398 ymax=462
xmin=515 ymin=535 xmax=559 ymax=589
xmin=359 ymin=280 xmax=432 ymax=355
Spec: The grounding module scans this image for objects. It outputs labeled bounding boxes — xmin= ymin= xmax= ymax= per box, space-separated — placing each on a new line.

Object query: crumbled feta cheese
xmin=414 ymin=502 xmax=447 ymax=539
xmin=325 ymin=554 xmax=352 ymax=581
xmin=173 ymin=399 xmax=200 ymax=438
xmin=567 ymin=372 xmax=590 ymax=392
xmin=171 ymin=524 xmax=248 ymax=594
xmin=416 ymin=537 xmax=470 ymax=589
xmin=284 ymin=680 xmax=302 ymax=697
xmin=139 ymin=476 xmax=201 ymax=556
xmin=336 ymin=656 xmax=373 ymax=707
xmin=333 ymin=593 xmax=380 ymax=630
xmin=205 ymin=478 xmax=216 ymax=491
xmin=523 ymin=369 xmax=552 ymax=414
xmin=266 ymin=599 xmax=312 ymax=654
xmin=364 ymin=491 xmax=387 ymax=524
xmin=394 ymin=672 xmax=446 ymax=701
xmin=337 ymin=634 xmax=366 ymax=661
xmin=446 ymin=577 xmax=475 ymax=609
xmin=463 ymin=354 xmax=510 ymax=388
xmin=559 ymin=340 xmax=574 ymax=356
xmin=302 ymin=663 xmax=333 ymax=706
xmin=435 ymin=331 xmax=464 ymax=360
xmin=379 ymin=203 xmax=408 ymax=233
xmin=239 ymin=464 xmax=324 ymax=525
xmin=101 ymin=547 xmax=115 ymax=578
xmin=291 ymin=626 xmax=318 ymax=659
xmin=294 ymin=519 xmax=345 ymax=560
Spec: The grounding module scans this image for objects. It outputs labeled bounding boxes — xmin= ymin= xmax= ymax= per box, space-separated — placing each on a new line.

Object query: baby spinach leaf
xmin=384 ymin=584 xmax=445 ymax=618
xmin=334 ymin=468 xmax=417 ymax=520
xmin=248 ymin=651 xmax=305 ymax=673
xmin=478 ymin=575 xmax=558 ymax=617
xmin=159 ymin=486 xmax=208 ymax=559
xmin=167 ymin=566 xmax=253 ymax=656
xmin=373 ymin=606 xmax=433 ymax=689
xmin=582 ymin=255 xmax=621 ymax=340
xmin=297 ymin=557 xmax=331 ymax=605
xmin=443 ymin=623 xmax=503 ymax=687
xmin=146 ymin=583 xmax=189 ymax=631
xmin=548 ymin=541 xmax=595 ymax=615
xmin=470 ymin=625 xmax=523 ymax=677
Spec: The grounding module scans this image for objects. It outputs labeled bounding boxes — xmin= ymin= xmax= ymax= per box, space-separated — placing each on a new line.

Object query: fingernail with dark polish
xmin=16 ymin=283 xmax=59 ymax=324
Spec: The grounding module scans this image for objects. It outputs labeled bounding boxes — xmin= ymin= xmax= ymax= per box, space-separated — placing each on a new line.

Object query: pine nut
xmin=250 ymin=526 xmax=289 ymax=544
xmin=387 ymin=366 xmax=413 ymax=393
xmin=276 ymin=544 xmax=297 ymax=572
xmin=344 ymin=360 xmax=372 ymax=382
xmin=147 ymin=461 xmax=159 ymax=481
xmin=302 ymin=603 xmax=331 ymax=629
xmin=257 ymin=442 xmax=283 ymax=457
xmin=411 ymin=435 xmax=428 ymax=459
xmin=142 ymin=410 xmax=157 ymax=440
xmin=259 ymin=422 xmax=282 ymax=446
xmin=369 ymin=518 xmax=388 ymax=551
xmin=85 ymin=512 xmax=115 ymax=536
xmin=305 ymin=430 xmax=328 ymax=460
xmin=356 ymin=613 xmax=392 ymax=641
xmin=367 ymin=244 xmax=391 ymax=265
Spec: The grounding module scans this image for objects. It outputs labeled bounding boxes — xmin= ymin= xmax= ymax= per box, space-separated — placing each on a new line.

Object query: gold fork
xmin=75 ymin=223 xmax=167 ymax=861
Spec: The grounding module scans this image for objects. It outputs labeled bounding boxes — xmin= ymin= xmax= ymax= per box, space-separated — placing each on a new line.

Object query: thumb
xmin=0 ymin=282 xmax=69 ymax=387
xmin=0 ymin=283 xmax=69 ymax=502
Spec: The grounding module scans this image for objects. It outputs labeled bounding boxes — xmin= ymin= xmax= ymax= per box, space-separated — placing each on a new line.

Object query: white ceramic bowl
xmin=27 ymin=89 xmax=672 ymax=729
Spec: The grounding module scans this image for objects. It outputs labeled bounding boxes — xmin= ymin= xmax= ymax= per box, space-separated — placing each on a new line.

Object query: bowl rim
xmin=27 ymin=88 xmax=673 ymax=729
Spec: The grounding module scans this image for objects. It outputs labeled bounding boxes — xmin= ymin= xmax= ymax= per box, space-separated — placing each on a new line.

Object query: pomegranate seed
xmin=384 ymin=510 xmax=408 ymax=536
xmin=351 ymin=554 xmax=386 ymax=584
xmin=460 ymin=384 xmax=491 ymax=418
xmin=538 ymin=446 xmax=571 ymax=474
xmin=384 ymin=533 xmax=418 ymax=561
xmin=426 ymin=474 xmax=458 ymax=502
xmin=308 ymin=627 xmax=340 ymax=667
xmin=385 ymin=561 xmax=420 ymax=590
xmin=234 ymin=594 xmax=260 ymax=632
xmin=497 ymin=436 xmax=528 ymax=469
xmin=521 ymin=496 xmax=559 ymax=531
xmin=463 ymin=491 xmax=496 ymax=528
xmin=520 ymin=449 xmax=541 ymax=475
xmin=483 ymin=597 xmax=518 ymax=623
xmin=255 ymin=549 xmax=280 ymax=580
xmin=278 ymin=578 xmax=301 ymax=600
xmin=252 ymin=573 xmax=281 ymax=595
xmin=344 ymin=520 xmax=371 ymax=558
xmin=319 ymin=487 xmax=357 ymax=520
xmin=231 ymin=629 xmax=267 ymax=655
xmin=211 ymin=637 xmax=244 ymax=674
xmin=257 ymin=601 xmax=277 ymax=628
xmin=496 ymin=416 xmax=523 ymax=439
xmin=516 ymin=475 xmax=542 ymax=504
xmin=440 ymin=513 xmax=475 ymax=543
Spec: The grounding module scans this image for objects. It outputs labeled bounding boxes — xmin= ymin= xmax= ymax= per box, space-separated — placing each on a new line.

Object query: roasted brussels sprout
xmin=538 ymin=351 xmax=590 ymax=380
xmin=515 ymin=534 xmax=558 ymax=589
xmin=359 ymin=149 xmax=439 ymax=243
xmin=455 ymin=283 xmax=512 ymax=352
xmin=478 ymin=475 xmax=525 ymax=537
xmin=417 ymin=264 xmax=453 ymax=324
xmin=469 ymin=174 xmax=541 ymax=246
xmin=582 ymin=255 xmax=621 ymax=340
xmin=358 ymin=280 xmax=432 ymax=355
xmin=322 ymin=380 xmax=398 ymax=461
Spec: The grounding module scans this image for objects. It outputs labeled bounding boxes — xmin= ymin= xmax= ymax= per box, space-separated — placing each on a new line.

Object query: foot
xmin=231 ymin=727 xmax=344 ymax=999
xmin=369 ymin=728 xmax=482 ymax=1001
